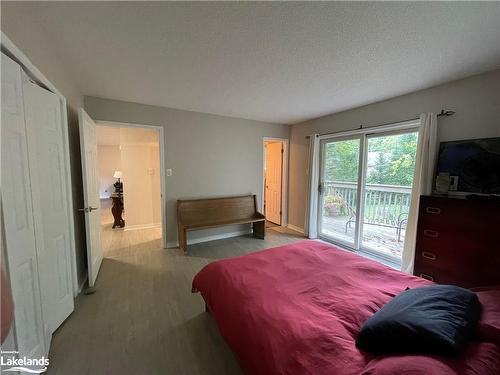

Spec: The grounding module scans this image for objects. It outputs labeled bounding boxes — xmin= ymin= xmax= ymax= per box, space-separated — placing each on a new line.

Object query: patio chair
xmin=345 ymin=208 xmax=408 ymax=243
xmin=396 ymin=212 xmax=408 ymax=242
xmin=344 ymin=205 xmax=356 ymax=233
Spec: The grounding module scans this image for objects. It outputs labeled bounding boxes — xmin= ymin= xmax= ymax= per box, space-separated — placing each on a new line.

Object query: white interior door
xmin=265 ymin=142 xmax=283 ymax=225
xmin=79 ymin=109 xmax=103 ymax=287
xmin=1 ymin=53 xmax=46 ymax=358
xmin=23 ymin=74 xmax=75 ymax=344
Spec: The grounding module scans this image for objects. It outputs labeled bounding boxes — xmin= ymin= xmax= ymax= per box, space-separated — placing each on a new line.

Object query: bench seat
xmin=177 ymin=195 xmax=265 ymax=251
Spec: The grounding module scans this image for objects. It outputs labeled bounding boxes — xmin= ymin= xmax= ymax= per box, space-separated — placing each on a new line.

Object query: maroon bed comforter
xmin=192 ymin=240 xmax=500 ymax=374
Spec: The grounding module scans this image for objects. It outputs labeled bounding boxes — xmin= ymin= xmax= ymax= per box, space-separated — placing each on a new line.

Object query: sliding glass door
xmin=318 ymin=136 xmax=362 ymax=248
xmin=318 ymin=128 xmax=419 ymax=262
xmin=361 ymin=131 xmax=418 ymax=259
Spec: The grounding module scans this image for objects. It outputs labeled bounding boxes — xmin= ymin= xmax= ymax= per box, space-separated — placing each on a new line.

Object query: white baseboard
xmin=287 ymin=224 xmax=305 ymax=234
xmin=124 ymin=223 xmax=161 ymax=231
xmin=167 ymin=229 xmax=252 ymax=249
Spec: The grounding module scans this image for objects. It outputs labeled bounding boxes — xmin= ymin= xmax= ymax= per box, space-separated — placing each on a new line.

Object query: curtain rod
xmin=305 ymin=109 xmax=455 ymax=139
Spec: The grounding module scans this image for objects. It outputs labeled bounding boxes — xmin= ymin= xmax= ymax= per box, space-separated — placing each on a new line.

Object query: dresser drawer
xmin=414 ymin=260 xmax=499 ymax=288
xmin=415 ymin=230 xmax=490 ymax=270
xmin=418 ymin=204 xmax=484 ymax=232
xmin=413 ymin=263 xmax=472 ymax=286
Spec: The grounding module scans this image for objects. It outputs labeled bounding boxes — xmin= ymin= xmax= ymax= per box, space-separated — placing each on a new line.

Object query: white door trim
xmin=1 ymin=32 xmax=79 ymax=297
xmin=262 ymin=137 xmax=289 ymax=227
xmin=95 ymin=120 xmax=167 ymax=249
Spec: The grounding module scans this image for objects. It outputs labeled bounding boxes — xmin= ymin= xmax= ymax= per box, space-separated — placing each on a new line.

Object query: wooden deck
xmin=321 ymin=215 xmax=405 ymax=258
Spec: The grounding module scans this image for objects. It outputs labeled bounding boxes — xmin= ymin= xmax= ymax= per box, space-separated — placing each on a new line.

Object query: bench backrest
xmin=177 ymin=195 xmax=258 ymax=225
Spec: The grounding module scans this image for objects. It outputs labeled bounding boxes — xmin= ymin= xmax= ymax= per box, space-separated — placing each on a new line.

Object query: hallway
xmin=100 ymin=198 xmax=162 ymax=259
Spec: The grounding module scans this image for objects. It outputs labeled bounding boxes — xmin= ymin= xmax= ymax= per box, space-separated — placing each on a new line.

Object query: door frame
xmin=262 ymin=137 xmax=289 ymax=227
xmin=96 ymin=120 xmax=167 ymax=249
xmin=1 ymin=32 xmax=79 ymax=296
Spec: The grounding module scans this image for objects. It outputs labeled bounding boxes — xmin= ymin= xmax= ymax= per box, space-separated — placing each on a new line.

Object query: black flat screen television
xmin=436 ymin=137 xmax=500 ymax=194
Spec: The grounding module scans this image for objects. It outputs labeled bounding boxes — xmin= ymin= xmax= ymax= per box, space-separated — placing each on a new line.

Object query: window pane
xmin=319 ymin=138 xmax=360 ymax=246
xmin=361 ymin=131 xmax=418 ymax=259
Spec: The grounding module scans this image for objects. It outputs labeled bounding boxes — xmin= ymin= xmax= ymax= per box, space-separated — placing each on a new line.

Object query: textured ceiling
xmin=3 ymin=2 xmax=500 ymax=124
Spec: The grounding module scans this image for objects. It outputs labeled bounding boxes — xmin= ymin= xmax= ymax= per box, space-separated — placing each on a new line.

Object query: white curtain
xmin=304 ymin=134 xmax=320 ymax=238
xmin=401 ymin=113 xmax=438 ymax=273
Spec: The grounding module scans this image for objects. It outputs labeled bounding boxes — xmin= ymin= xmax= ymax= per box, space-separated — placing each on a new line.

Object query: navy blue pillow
xmin=355 ymin=285 xmax=480 ymax=356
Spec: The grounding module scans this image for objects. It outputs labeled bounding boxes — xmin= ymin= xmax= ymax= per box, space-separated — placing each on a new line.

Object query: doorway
xmin=318 ymin=127 xmax=419 ymax=262
xmin=95 ymin=122 xmax=166 ymax=259
xmin=263 ymin=138 xmax=288 ymax=227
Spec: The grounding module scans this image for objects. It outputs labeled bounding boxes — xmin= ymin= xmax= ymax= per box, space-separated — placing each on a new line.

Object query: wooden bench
xmin=177 ymin=195 xmax=266 ymax=251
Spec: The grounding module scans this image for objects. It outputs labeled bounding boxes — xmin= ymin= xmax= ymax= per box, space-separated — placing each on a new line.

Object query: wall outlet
xmin=166 ymin=168 xmax=172 ymax=177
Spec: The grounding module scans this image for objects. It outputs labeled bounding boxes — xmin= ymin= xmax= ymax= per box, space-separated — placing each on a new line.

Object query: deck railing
xmin=324 ymin=181 xmax=412 ymax=227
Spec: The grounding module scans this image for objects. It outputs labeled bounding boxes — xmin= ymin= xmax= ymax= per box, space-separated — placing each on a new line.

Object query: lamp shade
xmin=113 ymin=170 xmax=122 ymax=179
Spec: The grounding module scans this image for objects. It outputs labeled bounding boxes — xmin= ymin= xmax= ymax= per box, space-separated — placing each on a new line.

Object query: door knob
xmin=78 ymin=206 xmax=98 ymax=213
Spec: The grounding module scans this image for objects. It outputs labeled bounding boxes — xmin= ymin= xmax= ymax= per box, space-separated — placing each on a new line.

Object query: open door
xmin=264 ymin=141 xmax=283 ymax=225
xmin=79 ymin=109 xmax=103 ymax=288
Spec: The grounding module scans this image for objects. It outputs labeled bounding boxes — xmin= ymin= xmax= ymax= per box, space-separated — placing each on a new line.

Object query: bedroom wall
xmin=288 ymin=69 xmax=500 ymax=231
xmin=97 ymin=145 xmax=122 ymax=199
xmin=2 ymin=14 xmax=88 ymax=287
xmin=85 ymin=96 xmax=290 ymax=245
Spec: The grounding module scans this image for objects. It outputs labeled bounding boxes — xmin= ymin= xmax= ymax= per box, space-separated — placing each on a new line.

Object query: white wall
xmin=288 ymin=69 xmax=500 ymax=230
xmin=119 ymin=127 xmax=161 ymax=228
xmin=85 ymin=97 xmax=290 ymax=245
xmin=97 ymin=145 xmax=121 ymax=199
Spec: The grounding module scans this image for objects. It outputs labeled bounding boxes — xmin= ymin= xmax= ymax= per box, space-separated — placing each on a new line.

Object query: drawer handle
xmin=422 ymin=251 xmax=436 ymax=260
xmin=420 ymin=273 xmax=435 ymax=282
xmin=425 ymin=207 xmax=441 ymax=214
xmin=423 ymin=229 xmax=439 ymax=238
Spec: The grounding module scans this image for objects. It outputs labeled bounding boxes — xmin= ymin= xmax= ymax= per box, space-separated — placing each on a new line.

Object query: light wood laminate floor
xmin=47 ymin=200 xmax=304 ymax=374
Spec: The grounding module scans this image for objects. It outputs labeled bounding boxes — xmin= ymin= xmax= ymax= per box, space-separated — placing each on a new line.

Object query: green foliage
xmin=366 ymin=132 xmax=418 ymax=186
xmin=324 ymin=132 xmax=418 ymax=187
xmin=324 ymin=140 xmax=359 ymax=182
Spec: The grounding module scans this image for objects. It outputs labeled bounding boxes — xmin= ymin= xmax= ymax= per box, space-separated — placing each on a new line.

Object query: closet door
xmin=23 ymin=74 xmax=74 ymax=344
xmin=1 ymin=54 xmax=46 ymax=358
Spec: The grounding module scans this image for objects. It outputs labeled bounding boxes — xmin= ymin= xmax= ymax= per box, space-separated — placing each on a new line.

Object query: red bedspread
xmin=192 ymin=240 xmax=500 ymax=375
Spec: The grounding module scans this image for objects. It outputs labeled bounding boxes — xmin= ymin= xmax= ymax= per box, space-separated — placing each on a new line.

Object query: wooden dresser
xmin=414 ymin=195 xmax=500 ymax=288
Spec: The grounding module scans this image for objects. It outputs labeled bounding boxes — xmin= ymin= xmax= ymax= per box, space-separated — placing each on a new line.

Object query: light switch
xmin=166 ymin=168 xmax=172 ymax=177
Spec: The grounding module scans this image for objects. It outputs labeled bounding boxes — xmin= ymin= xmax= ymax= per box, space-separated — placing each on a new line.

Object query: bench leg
xmin=253 ymin=221 xmax=266 ymax=239
xmin=182 ymin=229 xmax=187 ymax=251
xmin=178 ymin=225 xmax=187 ymax=251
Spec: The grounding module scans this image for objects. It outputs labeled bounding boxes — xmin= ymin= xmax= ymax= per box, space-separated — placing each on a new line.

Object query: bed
xmin=192 ymin=240 xmax=500 ymax=375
